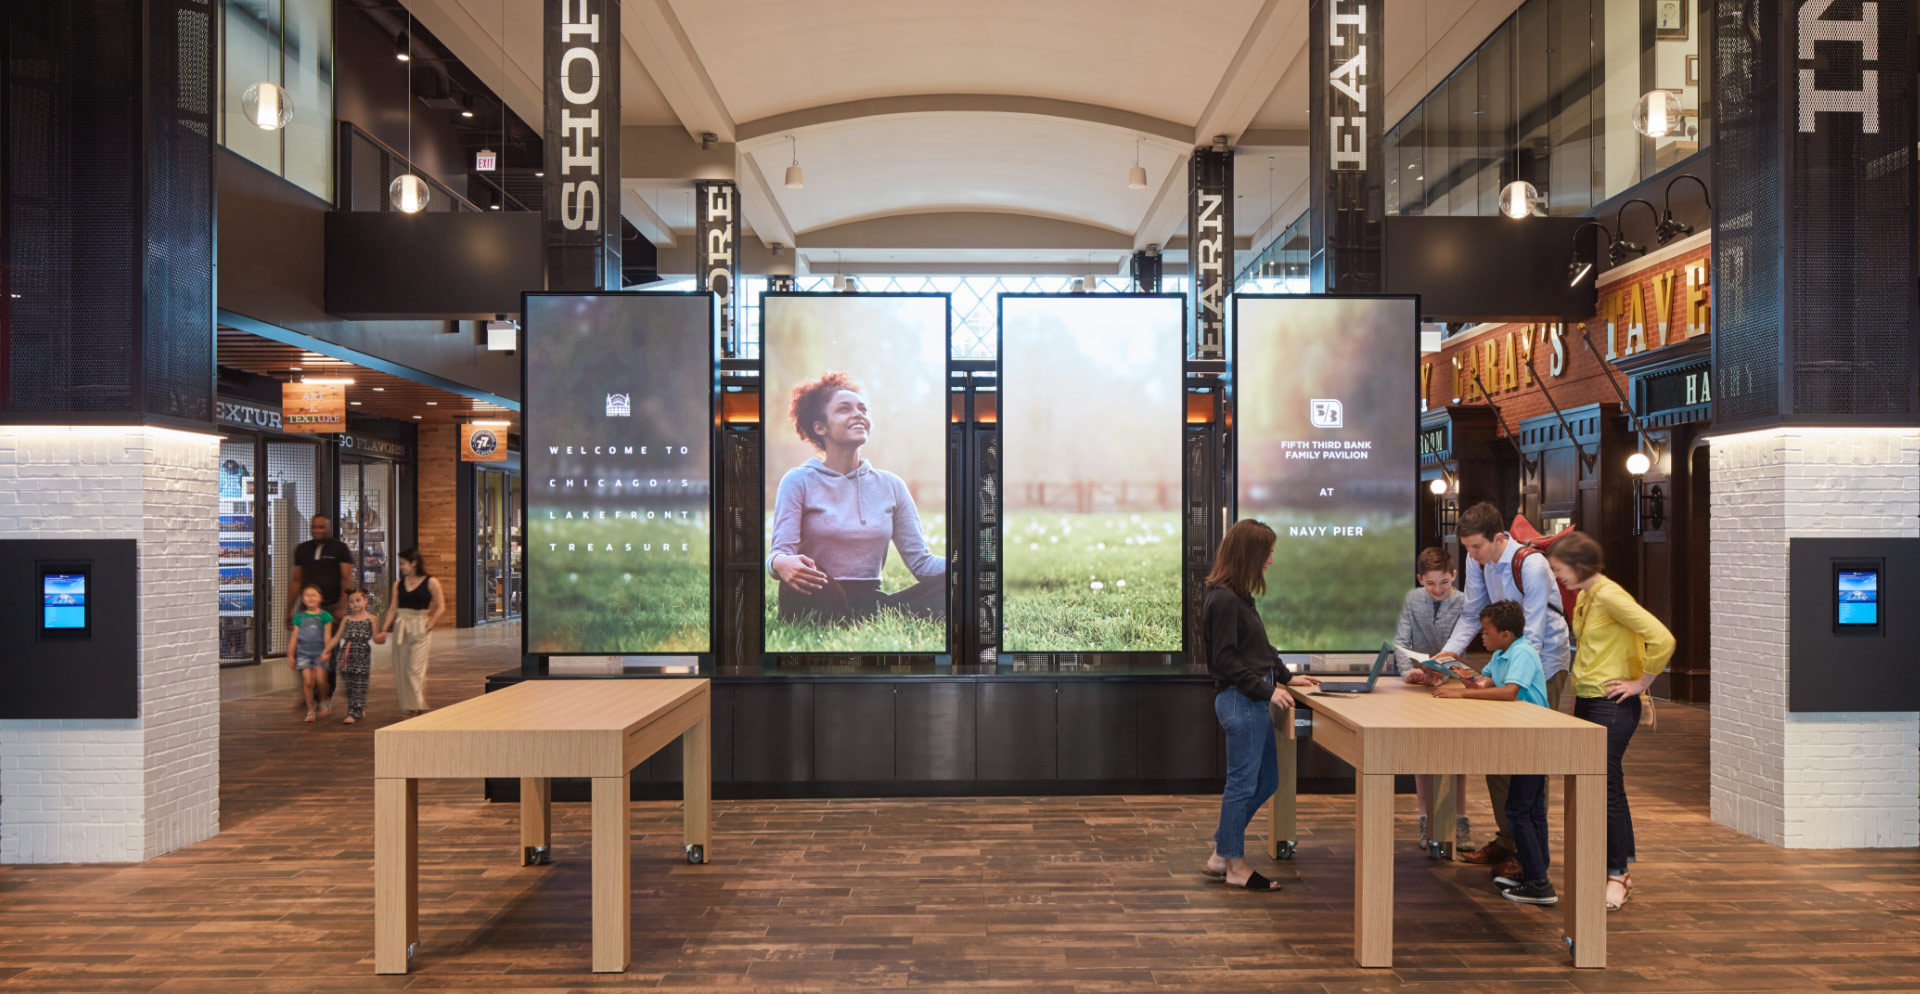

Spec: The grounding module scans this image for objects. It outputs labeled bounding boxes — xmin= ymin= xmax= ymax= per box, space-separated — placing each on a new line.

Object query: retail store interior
xmin=1 ymin=0 xmax=1916 ymax=992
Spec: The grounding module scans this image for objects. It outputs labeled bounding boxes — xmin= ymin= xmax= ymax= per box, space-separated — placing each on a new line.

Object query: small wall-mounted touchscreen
xmin=40 ymin=566 xmax=90 ymax=636
xmin=1835 ymin=565 xmax=1881 ymax=632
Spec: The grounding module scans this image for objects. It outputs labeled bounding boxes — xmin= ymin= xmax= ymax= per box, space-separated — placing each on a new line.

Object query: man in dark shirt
xmin=292 ymin=515 xmax=355 ymax=703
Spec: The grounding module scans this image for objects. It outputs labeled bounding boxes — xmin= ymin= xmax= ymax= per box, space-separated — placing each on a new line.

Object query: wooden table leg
xmin=520 ymin=777 xmax=551 ymax=865
xmin=683 ymin=714 xmax=712 ymax=863
xmin=374 ymin=777 xmax=417 ymax=975
xmin=1355 ymin=773 xmax=1395 ymax=967
xmin=1267 ymin=704 xmax=1297 ymax=860
xmin=1565 ymin=773 xmax=1607 ymax=968
xmin=591 ymin=776 xmax=631 ymax=973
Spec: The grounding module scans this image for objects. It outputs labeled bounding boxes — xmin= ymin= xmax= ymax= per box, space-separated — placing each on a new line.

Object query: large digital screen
xmin=524 ymin=293 xmax=713 ymax=654
xmin=1837 ymin=568 xmax=1880 ymax=627
xmin=1236 ymin=295 xmax=1418 ymax=652
xmin=42 ymin=571 xmax=87 ymax=631
xmin=762 ymin=294 xmax=949 ymax=653
xmin=1000 ymin=295 xmax=1184 ymax=652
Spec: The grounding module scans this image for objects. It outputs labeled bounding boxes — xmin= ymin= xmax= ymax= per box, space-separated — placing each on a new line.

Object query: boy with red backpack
xmin=1431 ymin=502 xmax=1574 ymax=879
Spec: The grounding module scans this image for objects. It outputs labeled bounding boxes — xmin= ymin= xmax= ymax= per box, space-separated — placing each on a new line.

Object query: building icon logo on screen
xmin=1310 ymin=399 xmax=1344 ymax=428
xmin=605 ymin=393 xmax=631 ymax=417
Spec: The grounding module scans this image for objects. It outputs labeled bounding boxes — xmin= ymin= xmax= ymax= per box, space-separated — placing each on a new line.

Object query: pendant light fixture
xmin=1128 ymin=137 xmax=1148 ymax=189
xmin=784 ymin=135 xmax=804 ymax=189
xmin=1632 ymin=89 xmax=1683 ymax=138
xmin=241 ymin=0 xmax=294 ymax=131
xmin=389 ymin=14 xmax=430 ymax=214
xmin=1497 ymin=51 xmax=1540 ymax=218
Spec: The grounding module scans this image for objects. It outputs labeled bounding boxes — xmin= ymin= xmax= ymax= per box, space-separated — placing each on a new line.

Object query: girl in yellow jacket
xmin=1547 ymin=531 xmax=1673 ymax=913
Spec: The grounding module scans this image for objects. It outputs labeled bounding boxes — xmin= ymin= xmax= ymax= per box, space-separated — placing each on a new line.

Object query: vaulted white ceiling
xmin=404 ymin=0 xmax=1528 ymax=273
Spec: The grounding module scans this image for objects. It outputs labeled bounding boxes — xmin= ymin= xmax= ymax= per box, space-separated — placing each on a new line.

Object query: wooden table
xmin=373 ymin=679 xmax=711 ymax=974
xmin=1267 ymin=677 xmax=1607 ymax=968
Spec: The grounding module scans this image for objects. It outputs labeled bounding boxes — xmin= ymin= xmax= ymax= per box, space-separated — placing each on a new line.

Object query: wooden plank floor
xmin=3 ymin=624 xmax=1917 ymax=993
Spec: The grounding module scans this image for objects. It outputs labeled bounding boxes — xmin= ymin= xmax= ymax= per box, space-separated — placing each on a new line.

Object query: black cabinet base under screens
xmin=0 ymin=540 xmax=139 ymax=719
xmin=482 ymin=673 xmax=1372 ymax=801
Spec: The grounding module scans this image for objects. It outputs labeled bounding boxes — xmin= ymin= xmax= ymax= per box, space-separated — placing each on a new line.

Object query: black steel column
xmin=1131 ymin=249 xmax=1163 ymax=293
xmin=696 ymin=181 xmax=741 ymax=354
xmin=1308 ymin=0 xmax=1384 ymax=293
xmin=1186 ymin=148 xmax=1232 ymax=360
xmin=1711 ymin=0 xmax=1916 ymax=427
xmin=1 ymin=0 xmax=215 ymax=427
xmin=543 ymin=0 xmax=621 ymax=292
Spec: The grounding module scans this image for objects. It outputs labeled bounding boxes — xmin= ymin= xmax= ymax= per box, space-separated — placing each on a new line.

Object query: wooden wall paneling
xmin=415 ymin=422 xmax=460 ymax=629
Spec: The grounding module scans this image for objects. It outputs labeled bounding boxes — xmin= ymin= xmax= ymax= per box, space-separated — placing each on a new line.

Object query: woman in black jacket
xmin=1203 ymin=519 xmax=1320 ymax=890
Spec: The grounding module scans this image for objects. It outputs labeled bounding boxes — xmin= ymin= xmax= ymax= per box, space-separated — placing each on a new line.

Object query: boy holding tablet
xmin=1432 ymin=600 xmax=1556 ymax=906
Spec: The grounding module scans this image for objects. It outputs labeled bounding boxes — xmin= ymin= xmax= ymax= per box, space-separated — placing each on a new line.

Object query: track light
xmin=1655 ymin=174 xmax=1712 ymax=245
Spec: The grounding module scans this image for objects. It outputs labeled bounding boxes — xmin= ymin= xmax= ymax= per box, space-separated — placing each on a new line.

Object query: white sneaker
xmin=1456 ymin=816 xmax=1473 ymax=848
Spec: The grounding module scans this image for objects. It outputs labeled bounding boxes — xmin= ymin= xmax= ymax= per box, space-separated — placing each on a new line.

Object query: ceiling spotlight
xmin=459 ymin=94 xmax=475 ymax=119
xmin=1128 ymin=137 xmax=1148 ymax=190
xmin=301 ymin=377 xmax=355 ymax=385
xmin=394 ymin=31 xmax=411 ymax=61
xmin=1632 ymin=89 xmax=1684 ymax=138
xmin=425 ymin=401 xmax=437 ymax=406
xmin=372 ymin=387 xmax=385 ymax=392
xmin=412 ymin=415 xmax=422 ymax=419
xmin=784 ymin=134 xmax=804 ymax=189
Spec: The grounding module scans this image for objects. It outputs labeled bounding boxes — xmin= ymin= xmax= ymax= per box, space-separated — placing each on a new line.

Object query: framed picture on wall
xmin=1655 ymin=0 xmax=1688 ymax=39
xmin=1685 ymin=54 xmax=1699 ymax=85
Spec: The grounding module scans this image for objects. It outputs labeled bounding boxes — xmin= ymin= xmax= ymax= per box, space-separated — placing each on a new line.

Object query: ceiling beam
xmin=736 ymin=152 xmax=798 ymax=250
xmin=622 ymin=0 xmax=736 ymax=143
xmin=621 ymin=125 xmax=735 ymax=180
xmin=802 ymin=212 xmax=1133 ymax=252
xmin=621 ymin=184 xmax=677 ymax=247
xmin=1133 ymin=150 xmax=1192 ymax=252
xmin=1191 ymin=0 xmax=1309 ymax=146
xmin=734 ymin=95 xmax=1192 ymax=146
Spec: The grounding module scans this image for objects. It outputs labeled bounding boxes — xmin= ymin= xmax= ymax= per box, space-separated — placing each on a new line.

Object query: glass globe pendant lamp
xmin=1498 ymin=180 xmax=1539 ymax=219
xmin=389 ymin=173 xmax=431 ymax=214
xmin=1632 ymin=90 xmax=1684 ymax=139
xmin=241 ymin=81 xmax=293 ymax=131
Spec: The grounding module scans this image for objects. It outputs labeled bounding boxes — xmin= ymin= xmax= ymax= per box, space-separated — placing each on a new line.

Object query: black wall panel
xmin=1057 ymin=682 xmax=1139 ymax=780
xmin=1135 ymin=682 xmax=1222 ymax=780
xmin=731 ymin=682 xmax=813 ymax=782
xmin=976 ymin=682 xmax=1056 ymax=780
xmin=814 ymin=684 xmax=896 ymax=781
xmin=896 ymin=682 xmax=976 ymax=781
xmin=0 ymin=540 xmax=139 ymax=718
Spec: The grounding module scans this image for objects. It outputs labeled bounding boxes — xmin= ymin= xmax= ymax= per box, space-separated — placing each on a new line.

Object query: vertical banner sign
xmin=1308 ymin=0 xmax=1383 ymax=293
xmin=461 ymin=423 xmax=507 ymax=462
xmin=1185 ymin=149 xmax=1232 ymax=360
xmin=544 ymin=0 xmax=621 ymax=291
xmin=696 ymin=181 xmax=741 ymax=355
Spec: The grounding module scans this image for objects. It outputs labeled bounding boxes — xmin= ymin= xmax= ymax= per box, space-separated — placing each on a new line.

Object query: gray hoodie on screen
xmin=766 ymin=458 xmax=945 ymax=583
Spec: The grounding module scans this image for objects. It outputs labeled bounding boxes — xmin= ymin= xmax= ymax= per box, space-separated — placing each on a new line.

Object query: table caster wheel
xmin=686 ymin=844 xmax=705 ymax=864
xmin=524 ymin=845 xmax=551 ymax=865
xmin=1274 ymin=841 xmax=1296 ymax=860
xmin=1428 ymin=841 xmax=1453 ymax=861
xmin=1563 ymin=935 xmax=1575 ymax=957
xmin=407 ymin=942 xmax=418 ymax=963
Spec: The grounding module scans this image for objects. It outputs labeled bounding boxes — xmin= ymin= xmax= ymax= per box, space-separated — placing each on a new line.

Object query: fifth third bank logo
xmin=1310 ymin=399 xmax=1344 ymax=428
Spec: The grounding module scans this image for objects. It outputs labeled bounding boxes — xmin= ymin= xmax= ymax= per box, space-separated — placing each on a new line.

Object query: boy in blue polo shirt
xmin=1432 ymin=600 xmax=1555 ymax=905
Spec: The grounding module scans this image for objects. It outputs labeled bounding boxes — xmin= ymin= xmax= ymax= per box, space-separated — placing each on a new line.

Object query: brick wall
xmin=0 ymin=427 xmax=221 ymax=863
xmin=1709 ymin=427 xmax=1920 ymax=849
xmin=416 ymin=423 xmax=459 ymax=628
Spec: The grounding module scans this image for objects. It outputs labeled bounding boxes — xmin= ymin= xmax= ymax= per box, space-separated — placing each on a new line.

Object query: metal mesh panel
xmin=718 ymin=428 xmax=764 ymax=668
xmin=721 ymin=570 xmax=763 ymax=670
xmin=4 ymin=0 xmax=140 ymax=413
xmin=1182 ymin=426 xmax=1219 ymax=655
xmin=1708 ymin=0 xmax=1782 ymax=426
xmin=974 ymin=427 xmax=1000 ymax=659
xmin=1786 ymin=0 xmax=1916 ymax=416
xmin=142 ymin=0 xmax=215 ymax=422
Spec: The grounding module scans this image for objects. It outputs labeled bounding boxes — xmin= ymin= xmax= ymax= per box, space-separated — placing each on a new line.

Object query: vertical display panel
xmin=761 ymin=294 xmax=950 ymax=654
xmin=1236 ymin=295 xmax=1418 ymax=651
xmin=1000 ymin=295 xmax=1185 ymax=652
xmin=524 ymin=293 xmax=714 ymax=654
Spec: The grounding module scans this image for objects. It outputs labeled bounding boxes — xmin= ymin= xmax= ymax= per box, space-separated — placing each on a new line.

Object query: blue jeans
xmin=1505 ymin=774 xmax=1550 ymax=885
xmin=1574 ymin=695 xmax=1641 ymax=876
xmin=1214 ymin=687 xmax=1279 ymax=859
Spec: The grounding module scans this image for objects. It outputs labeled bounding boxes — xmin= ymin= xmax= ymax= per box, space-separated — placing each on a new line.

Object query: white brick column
xmin=0 ymin=426 xmax=221 ymax=863
xmin=1709 ymin=427 xmax=1920 ymax=848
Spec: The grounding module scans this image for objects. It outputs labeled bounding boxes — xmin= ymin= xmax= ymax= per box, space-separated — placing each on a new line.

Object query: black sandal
xmin=1233 ymin=871 xmax=1281 ymax=891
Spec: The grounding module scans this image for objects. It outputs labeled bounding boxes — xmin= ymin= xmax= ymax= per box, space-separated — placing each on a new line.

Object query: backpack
xmin=1506 ymin=513 xmax=1578 ymax=622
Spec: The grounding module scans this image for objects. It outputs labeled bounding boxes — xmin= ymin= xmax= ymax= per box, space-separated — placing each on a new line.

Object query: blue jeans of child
xmin=1213 ymin=687 xmax=1279 ymax=860
xmin=1573 ymin=694 xmax=1641 ymax=876
xmin=1505 ymin=773 xmax=1550 ymax=885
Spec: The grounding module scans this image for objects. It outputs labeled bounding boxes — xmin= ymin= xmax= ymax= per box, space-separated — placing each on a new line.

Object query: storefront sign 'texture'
xmin=282 ymin=383 xmax=345 ymax=434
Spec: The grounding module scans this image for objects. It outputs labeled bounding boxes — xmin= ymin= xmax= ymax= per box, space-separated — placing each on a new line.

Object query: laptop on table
xmin=1312 ymin=642 xmax=1396 ymax=694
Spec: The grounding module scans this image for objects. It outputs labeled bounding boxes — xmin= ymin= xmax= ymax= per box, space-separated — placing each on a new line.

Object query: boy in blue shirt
xmin=1432 ymin=600 xmax=1556 ymax=905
